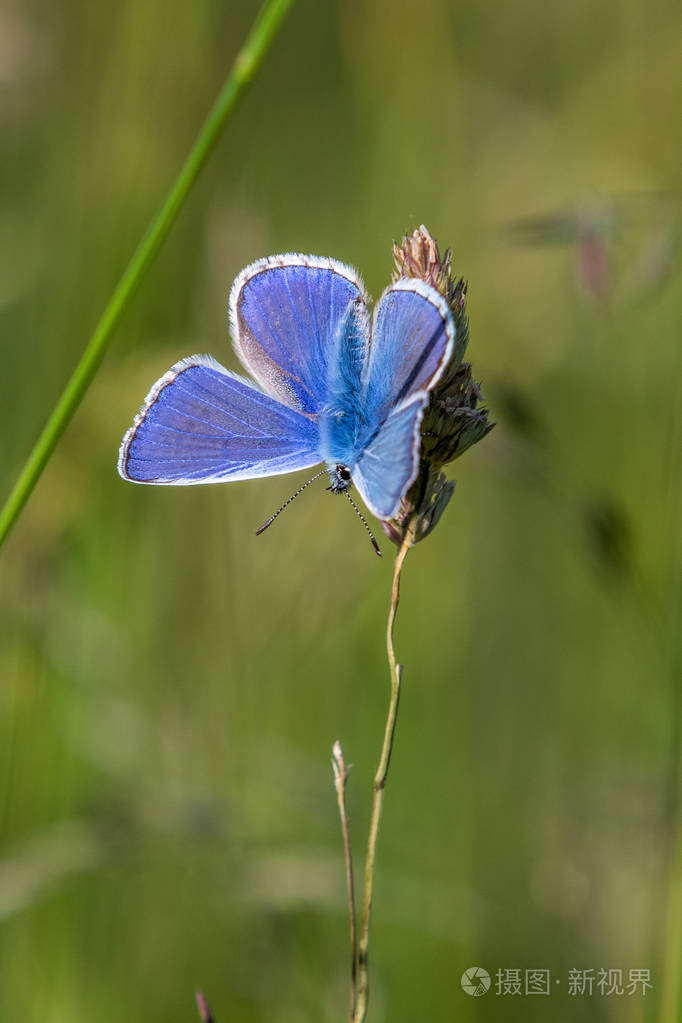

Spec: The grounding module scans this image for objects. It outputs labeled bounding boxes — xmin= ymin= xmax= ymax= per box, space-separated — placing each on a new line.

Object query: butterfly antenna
xmin=346 ymin=492 xmax=382 ymax=557
xmin=255 ymin=470 xmax=327 ymax=536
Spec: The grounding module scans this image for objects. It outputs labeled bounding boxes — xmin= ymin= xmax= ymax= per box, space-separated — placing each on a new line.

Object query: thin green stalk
xmin=353 ymin=517 xmax=416 ymax=1023
xmin=0 ymin=0 xmax=293 ymax=551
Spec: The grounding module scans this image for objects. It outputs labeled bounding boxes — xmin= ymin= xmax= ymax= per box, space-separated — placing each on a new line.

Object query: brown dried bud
xmin=393 ymin=225 xmax=456 ymax=306
xmin=421 ymin=360 xmax=493 ymax=468
xmin=381 ymin=471 xmax=455 ymax=547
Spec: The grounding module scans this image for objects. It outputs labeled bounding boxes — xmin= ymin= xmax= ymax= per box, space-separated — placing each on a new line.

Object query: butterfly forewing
xmin=229 ymin=255 xmax=368 ymax=415
xmin=118 ymin=356 xmax=321 ymax=485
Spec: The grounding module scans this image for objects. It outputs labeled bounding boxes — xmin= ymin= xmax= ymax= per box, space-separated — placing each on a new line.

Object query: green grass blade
xmin=0 ymin=0 xmax=293 ymax=551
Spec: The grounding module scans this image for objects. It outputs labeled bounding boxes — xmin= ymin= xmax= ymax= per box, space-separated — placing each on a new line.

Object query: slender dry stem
xmin=352 ymin=517 xmax=416 ymax=1023
xmin=332 ymin=741 xmax=357 ymax=1016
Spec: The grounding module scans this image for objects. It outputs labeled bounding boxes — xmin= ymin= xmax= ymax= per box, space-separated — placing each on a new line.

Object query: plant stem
xmin=332 ymin=741 xmax=357 ymax=1017
xmin=0 ymin=0 xmax=293 ymax=551
xmin=352 ymin=517 xmax=416 ymax=1023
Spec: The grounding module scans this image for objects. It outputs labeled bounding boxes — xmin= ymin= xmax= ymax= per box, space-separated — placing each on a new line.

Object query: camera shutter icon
xmin=461 ymin=967 xmax=491 ymax=996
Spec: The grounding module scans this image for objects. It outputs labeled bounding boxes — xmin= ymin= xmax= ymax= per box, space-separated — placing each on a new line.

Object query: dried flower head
xmin=383 ymin=226 xmax=494 ymax=546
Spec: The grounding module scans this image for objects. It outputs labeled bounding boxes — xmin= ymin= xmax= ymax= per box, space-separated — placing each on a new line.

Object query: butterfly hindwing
xmin=118 ymin=356 xmax=321 ymax=485
xmin=229 ymin=255 xmax=367 ymax=415
xmin=352 ymin=394 xmax=425 ymax=519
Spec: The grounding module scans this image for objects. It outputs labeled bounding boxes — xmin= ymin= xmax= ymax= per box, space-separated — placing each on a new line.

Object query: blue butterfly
xmin=118 ymin=254 xmax=455 ymax=540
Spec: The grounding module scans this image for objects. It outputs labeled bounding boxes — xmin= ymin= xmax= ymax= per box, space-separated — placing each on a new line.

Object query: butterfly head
xmin=327 ymin=463 xmax=352 ymax=494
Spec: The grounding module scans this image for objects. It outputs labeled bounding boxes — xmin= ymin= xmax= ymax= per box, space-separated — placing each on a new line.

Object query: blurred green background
xmin=1 ymin=0 xmax=681 ymax=1020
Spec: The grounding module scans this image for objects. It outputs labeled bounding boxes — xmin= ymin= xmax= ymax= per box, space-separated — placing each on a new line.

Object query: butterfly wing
xmin=363 ymin=278 xmax=455 ymax=424
xmin=352 ymin=395 xmax=425 ymax=519
xmin=229 ymin=255 xmax=367 ymax=414
xmin=347 ymin=280 xmax=456 ymax=518
xmin=118 ymin=356 xmax=321 ymax=485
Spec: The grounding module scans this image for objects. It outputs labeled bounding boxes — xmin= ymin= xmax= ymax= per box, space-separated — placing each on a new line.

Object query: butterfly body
xmin=119 ymin=254 xmax=455 ymax=520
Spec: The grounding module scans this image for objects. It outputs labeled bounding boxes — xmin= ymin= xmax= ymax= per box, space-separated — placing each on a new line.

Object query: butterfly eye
xmin=337 ymin=465 xmax=351 ymax=482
